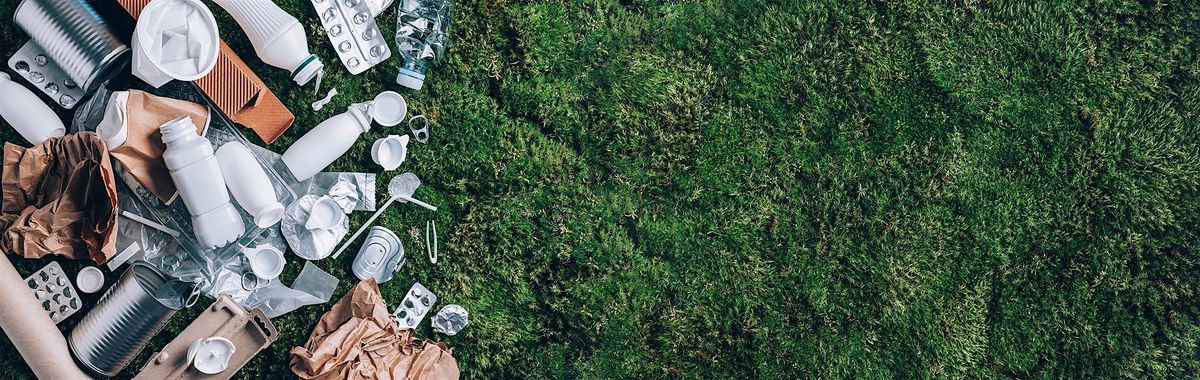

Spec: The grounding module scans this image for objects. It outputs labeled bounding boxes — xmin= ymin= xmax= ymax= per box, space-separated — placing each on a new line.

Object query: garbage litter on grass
xmin=0 ymin=0 xmax=469 ymax=377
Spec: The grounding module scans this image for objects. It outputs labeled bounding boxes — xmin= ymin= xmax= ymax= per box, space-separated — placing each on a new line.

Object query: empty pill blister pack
xmin=312 ymin=0 xmax=392 ymax=75
xmin=7 ymin=42 xmax=84 ymax=109
xmin=24 ymin=262 xmax=82 ymax=323
xmin=394 ymin=282 xmax=437 ymax=329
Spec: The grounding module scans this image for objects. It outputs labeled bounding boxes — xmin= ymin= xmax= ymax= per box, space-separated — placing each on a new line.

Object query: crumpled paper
xmin=290 ymin=279 xmax=459 ymax=380
xmin=1 ymin=132 xmax=118 ymax=263
xmin=98 ymin=90 xmax=209 ymax=203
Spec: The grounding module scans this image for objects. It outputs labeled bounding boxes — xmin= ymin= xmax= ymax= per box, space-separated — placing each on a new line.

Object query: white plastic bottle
xmin=216 ymin=142 xmax=284 ymax=228
xmin=0 ymin=72 xmax=65 ymax=145
xmin=160 ymin=116 xmax=245 ymax=248
xmin=211 ymin=0 xmax=323 ymax=87
xmin=282 ymin=91 xmax=407 ymax=181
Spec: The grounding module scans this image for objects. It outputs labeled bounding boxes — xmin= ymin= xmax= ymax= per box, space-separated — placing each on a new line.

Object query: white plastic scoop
xmin=332 ymin=173 xmax=435 ymax=258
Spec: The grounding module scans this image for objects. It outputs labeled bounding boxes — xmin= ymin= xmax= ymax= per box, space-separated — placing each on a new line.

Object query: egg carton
xmin=393 ymin=282 xmax=436 ymax=329
xmin=7 ymin=41 xmax=86 ymax=109
xmin=24 ymin=262 xmax=82 ymax=324
xmin=312 ymin=0 xmax=392 ymax=75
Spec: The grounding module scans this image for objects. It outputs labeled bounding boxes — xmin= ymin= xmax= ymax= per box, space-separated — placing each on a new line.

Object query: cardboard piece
xmin=290 ymin=279 xmax=460 ymax=380
xmin=135 ymin=295 xmax=278 ymax=380
xmin=0 ymin=252 xmax=90 ymax=379
xmin=116 ymin=0 xmax=295 ymax=144
xmin=1 ymin=132 xmax=118 ymax=264
xmin=105 ymin=90 xmax=210 ymax=203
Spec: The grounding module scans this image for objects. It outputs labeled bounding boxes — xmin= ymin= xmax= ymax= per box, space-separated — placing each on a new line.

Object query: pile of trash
xmin=0 ymin=0 xmax=465 ymax=378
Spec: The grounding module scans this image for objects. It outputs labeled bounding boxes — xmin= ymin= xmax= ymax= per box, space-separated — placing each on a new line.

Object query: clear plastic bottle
xmin=394 ymin=0 xmax=451 ymax=90
xmin=160 ymin=116 xmax=245 ymax=248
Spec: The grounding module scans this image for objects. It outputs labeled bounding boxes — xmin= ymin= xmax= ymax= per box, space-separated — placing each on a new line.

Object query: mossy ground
xmin=1 ymin=0 xmax=1200 ymax=378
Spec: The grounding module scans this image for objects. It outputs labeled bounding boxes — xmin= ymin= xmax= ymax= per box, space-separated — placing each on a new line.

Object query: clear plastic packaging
xmin=73 ymin=80 xmax=300 ymax=306
xmin=394 ymin=0 xmax=451 ymax=89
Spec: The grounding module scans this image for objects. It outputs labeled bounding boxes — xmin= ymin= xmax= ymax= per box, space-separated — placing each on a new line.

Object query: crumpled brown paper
xmin=291 ymin=279 xmax=460 ymax=380
xmin=106 ymin=90 xmax=209 ymax=203
xmin=1 ymin=132 xmax=118 ymax=263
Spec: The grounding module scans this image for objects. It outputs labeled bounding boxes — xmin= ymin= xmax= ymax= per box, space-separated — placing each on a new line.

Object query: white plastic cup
xmin=132 ymin=0 xmax=220 ymax=88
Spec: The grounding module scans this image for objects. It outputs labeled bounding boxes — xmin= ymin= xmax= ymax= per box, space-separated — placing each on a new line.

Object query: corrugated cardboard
xmin=116 ymin=0 xmax=294 ymax=144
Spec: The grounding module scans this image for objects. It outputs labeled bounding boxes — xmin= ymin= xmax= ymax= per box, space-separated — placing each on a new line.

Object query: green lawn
xmin=2 ymin=0 xmax=1200 ymax=378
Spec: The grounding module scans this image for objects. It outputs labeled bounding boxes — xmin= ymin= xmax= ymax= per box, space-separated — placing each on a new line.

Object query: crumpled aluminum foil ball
xmin=432 ymin=304 xmax=468 ymax=336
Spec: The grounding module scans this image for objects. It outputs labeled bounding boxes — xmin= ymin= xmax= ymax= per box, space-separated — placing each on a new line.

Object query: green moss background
xmin=1 ymin=0 xmax=1200 ymax=378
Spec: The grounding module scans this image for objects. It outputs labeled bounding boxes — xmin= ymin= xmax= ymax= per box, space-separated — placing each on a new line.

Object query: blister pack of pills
xmin=24 ymin=262 xmax=83 ymax=324
xmin=8 ymin=42 xmax=85 ymax=108
xmin=393 ymin=282 xmax=436 ymax=329
xmin=312 ymin=0 xmax=392 ymax=74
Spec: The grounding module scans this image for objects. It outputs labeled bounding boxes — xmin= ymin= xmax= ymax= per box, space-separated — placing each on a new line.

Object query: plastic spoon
xmin=332 ymin=173 xmax=436 ymax=258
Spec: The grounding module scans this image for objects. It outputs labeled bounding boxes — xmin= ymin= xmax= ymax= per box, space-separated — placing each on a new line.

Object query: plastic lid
xmin=190 ymin=337 xmax=236 ymax=375
xmin=371 ymin=91 xmax=407 ymax=127
xmin=396 ymin=68 xmax=426 ymax=90
xmin=75 ymin=266 xmax=105 ymax=294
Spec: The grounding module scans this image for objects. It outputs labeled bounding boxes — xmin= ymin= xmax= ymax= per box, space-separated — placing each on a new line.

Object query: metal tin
xmin=13 ymin=0 xmax=130 ymax=93
xmin=69 ymin=262 xmax=187 ymax=377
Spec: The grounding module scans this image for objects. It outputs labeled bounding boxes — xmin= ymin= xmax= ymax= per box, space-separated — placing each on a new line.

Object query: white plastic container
xmin=243 ymin=245 xmax=284 ymax=280
xmin=282 ymin=91 xmax=406 ymax=181
xmin=212 ymin=0 xmax=323 ymax=87
xmin=371 ymin=135 xmax=409 ymax=171
xmin=0 ymin=72 xmax=65 ymax=145
xmin=132 ymin=0 xmax=220 ymax=88
xmin=215 ymin=142 xmax=284 ymax=228
xmin=160 ymin=116 xmax=245 ymax=248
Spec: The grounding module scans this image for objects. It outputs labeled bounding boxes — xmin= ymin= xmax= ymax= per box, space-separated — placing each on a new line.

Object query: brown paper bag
xmin=1 ymin=132 xmax=118 ymax=263
xmin=106 ymin=90 xmax=209 ymax=203
xmin=291 ymin=279 xmax=461 ymax=380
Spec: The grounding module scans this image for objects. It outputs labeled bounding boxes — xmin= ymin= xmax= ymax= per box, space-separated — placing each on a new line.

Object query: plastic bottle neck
xmin=159 ymin=116 xmax=199 ymax=145
xmin=346 ymin=103 xmax=374 ymax=134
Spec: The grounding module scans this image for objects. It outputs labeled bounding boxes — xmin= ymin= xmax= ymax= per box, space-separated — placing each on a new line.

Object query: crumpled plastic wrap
xmin=0 ymin=132 xmax=117 ymax=263
xmin=242 ymin=261 xmax=339 ymax=318
xmin=309 ymin=173 xmax=377 ymax=212
xmin=290 ymin=279 xmax=459 ymax=380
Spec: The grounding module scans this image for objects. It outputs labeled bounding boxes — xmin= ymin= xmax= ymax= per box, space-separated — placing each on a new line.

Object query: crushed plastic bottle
xmin=394 ymin=0 xmax=451 ymax=90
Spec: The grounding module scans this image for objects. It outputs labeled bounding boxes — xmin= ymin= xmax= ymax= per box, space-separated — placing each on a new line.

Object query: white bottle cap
xmin=395 ymin=68 xmax=425 ymax=90
xmin=75 ymin=266 xmax=105 ymax=294
xmin=370 ymin=91 xmax=407 ymax=127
